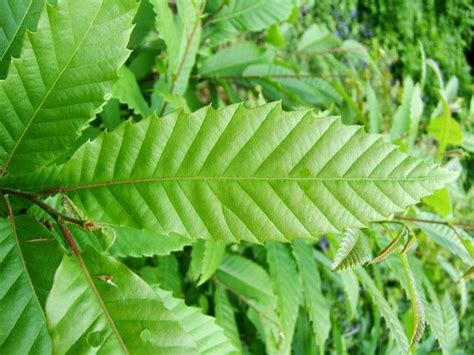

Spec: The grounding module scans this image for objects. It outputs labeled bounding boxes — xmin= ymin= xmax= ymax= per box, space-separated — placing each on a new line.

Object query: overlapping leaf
xmin=214 ymin=285 xmax=242 ymax=353
xmin=292 ymin=241 xmax=331 ymax=352
xmin=0 ymin=0 xmax=45 ymax=77
xmin=266 ymin=241 xmax=301 ymax=354
xmin=204 ymin=0 xmax=293 ymax=45
xmin=46 ymin=250 xmax=197 ymax=354
xmin=2 ymin=103 xmax=456 ymax=243
xmin=0 ymin=216 xmax=61 ymax=353
xmin=0 ymin=0 xmax=137 ymax=176
xmin=356 ymin=268 xmax=410 ymax=354
xmin=332 ymin=229 xmax=371 ymax=271
xmin=154 ymin=286 xmax=236 ymax=354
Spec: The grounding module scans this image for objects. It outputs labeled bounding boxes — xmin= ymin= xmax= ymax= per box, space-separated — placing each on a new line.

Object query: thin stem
xmin=0 ymin=187 xmax=86 ymax=227
xmin=57 ymin=218 xmax=129 ymax=354
xmin=394 ymin=216 xmax=474 ymax=231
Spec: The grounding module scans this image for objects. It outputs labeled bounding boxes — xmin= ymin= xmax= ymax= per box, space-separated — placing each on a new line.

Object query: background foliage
xmin=0 ymin=0 xmax=473 ymax=354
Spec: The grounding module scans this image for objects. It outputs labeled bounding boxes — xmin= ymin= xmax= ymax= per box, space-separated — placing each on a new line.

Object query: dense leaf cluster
xmin=0 ymin=0 xmax=472 ymax=354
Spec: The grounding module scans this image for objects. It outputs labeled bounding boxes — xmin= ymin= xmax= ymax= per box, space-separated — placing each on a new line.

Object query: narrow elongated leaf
xmin=441 ymin=293 xmax=458 ymax=352
xmin=339 ymin=269 xmax=359 ymax=319
xmin=112 ymin=66 xmax=150 ymax=118
xmin=390 ymin=77 xmax=415 ymax=141
xmin=199 ymin=42 xmax=273 ymax=77
xmin=47 ymin=249 xmax=197 ymax=354
xmin=292 ymin=240 xmax=331 ymax=352
xmin=154 ymin=286 xmax=236 ymax=354
xmin=243 ymin=64 xmax=341 ymax=107
xmin=151 ymin=0 xmax=202 ymax=106
xmin=400 ymin=254 xmax=425 ymax=349
xmin=3 ymin=103 xmax=456 ymax=243
xmin=370 ymin=227 xmax=406 ymax=264
xmin=140 ymin=254 xmax=182 ymax=297
xmin=332 ymin=229 xmax=371 ymax=271
xmin=0 ymin=0 xmax=137 ymax=176
xmin=266 ymin=241 xmax=301 ymax=354
xmin=414 ymin=211 xmax=473 ymax=266
xmin=297 ymin=24 xmax=340 ymax=52
xmin=438 ymin=256 xmax=468 ymax=316
xmin=0 ymin=0 xmax=45 ymax=77
xmin=189 ymin=239 xmax=227 ymax=285
xmin=356 ymin=268 xmax=410 ymax=354
xmin=214 ymin=285 xmax=242 ymax=353
xmin=0 ymin=215 xmax=61 ymax=354
xmin=216 ymin=254 xmax=281 ymax=352
xmin=216 ymin=255 xmax=276 ymax=308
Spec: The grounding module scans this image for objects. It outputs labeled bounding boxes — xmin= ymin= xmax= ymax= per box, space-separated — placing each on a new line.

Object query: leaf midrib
xmin=1 ymin=2 xmax=104 ymax=176
xmin=38 ymin=174 xmax=447 ymax=195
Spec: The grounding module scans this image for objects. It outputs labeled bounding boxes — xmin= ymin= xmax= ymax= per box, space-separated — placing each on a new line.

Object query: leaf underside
xmin=3 ymin=102 xmax=455 ymax=243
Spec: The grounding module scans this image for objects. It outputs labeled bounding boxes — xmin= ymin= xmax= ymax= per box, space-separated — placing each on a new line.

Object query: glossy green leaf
xmin=0 ymin=0 xmax=137 ymax=176
xmin=46 ymin=249 xmax=197 ymax=354
xmin=112 ymin=66 xmax=150 ymax=118
xmin=0 ymin=0 xmax=45 ymax=77
xmin=0 ymin=215 xmax=62 ymax=353
xmin=3 ymin=103 xmax=456 ymax=243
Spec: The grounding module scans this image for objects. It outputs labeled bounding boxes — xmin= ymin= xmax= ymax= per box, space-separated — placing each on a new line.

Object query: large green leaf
xmin=0 ymin=0 xmax=137 ymax=176
xmin=0 ymin=215 xmax=62 ymax=353
xmin=46 ymin=249 xmax=197 ymax=354
xmin=2 ymin=103 xmax=455 ymax=242
xmin=0 ymin=0 xmax=45 ymax=77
